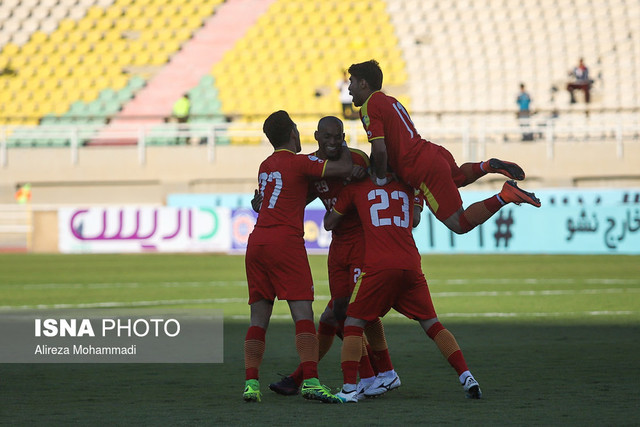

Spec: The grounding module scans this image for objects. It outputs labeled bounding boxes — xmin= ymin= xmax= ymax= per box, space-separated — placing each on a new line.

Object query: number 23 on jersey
xmin=367 ymin=188 xmax=410 ymax=228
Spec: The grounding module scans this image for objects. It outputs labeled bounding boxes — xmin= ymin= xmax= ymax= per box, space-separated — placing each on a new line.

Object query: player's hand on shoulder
xmin=348 ymin=165 xmax=368 ymax=182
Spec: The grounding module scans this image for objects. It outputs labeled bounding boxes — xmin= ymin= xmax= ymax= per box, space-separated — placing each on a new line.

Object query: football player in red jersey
xmin=324 ymin=171 xmax=482 ymax=402
xmin=266 ymin=116 xmax=398 ymax=399
xmin=242 ymin=110 xmax=353 ymax=404
xmin=347 ymin=59 xmax=541 ymax=236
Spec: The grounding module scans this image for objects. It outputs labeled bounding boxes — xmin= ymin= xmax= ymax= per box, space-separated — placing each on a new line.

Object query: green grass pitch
xmin=0 ymin=253 xmax=638 ymax=425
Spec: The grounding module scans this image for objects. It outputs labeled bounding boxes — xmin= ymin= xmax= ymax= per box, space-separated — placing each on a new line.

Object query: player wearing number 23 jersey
xmin=326 ymin=175 xmax=483 ymax=400
xmin=330 ymin=176 xmax=431 ymax=320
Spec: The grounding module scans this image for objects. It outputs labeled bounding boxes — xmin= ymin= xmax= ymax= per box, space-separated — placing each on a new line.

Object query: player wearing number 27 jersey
xmin=246 ymin=149 xmax=329 ymax=303
xmin=243 ymin=111 xmax=352 ymax=404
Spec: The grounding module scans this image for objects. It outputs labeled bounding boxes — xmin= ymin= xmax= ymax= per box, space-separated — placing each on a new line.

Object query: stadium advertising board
xmin=413 ymin=188 xmax=640 ymax=254
xmin=58 ymin=206 xmax=231 ymax=253
xmin=169 ymin=188 xmax=640 ymax=255
xmin=228 ymin=207 xmax=331 ymax=252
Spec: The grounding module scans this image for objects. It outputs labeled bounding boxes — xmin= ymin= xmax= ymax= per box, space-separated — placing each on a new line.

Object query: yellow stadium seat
xmin=30 ymin=31 xmax=49 ymax=45
xmin=77 ymin=18 xmax=97 ymax=33
xmin=1 ymin=42 xmax=20 ymax=56
xmin=108 ymin=74 xmax=129 ymax=90
xmin=85 ymin=6 xmax=105 ymax=20
xmin=81 ymin=87 xmax=100 ymax=103
xmin=94 ymin=16 xmax=115 ymax=32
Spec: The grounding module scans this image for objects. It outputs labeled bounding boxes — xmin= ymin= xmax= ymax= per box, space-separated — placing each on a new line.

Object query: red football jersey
xmin=308 ymin=148 xmax=369 ymax=242
xmin=333 ymin=178 xmax=421 ymax=271
xmin=359 ymin=91 xmax=439 ymax=187
xmin=251 ymin=149 xmax=327 ymax=244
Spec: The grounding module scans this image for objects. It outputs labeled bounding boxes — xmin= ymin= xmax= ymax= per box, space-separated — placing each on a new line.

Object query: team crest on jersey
xmin=362 ymin=114 xmax=370 ymax=127
xmin=307 ymin=155 xmax=325 ymax=163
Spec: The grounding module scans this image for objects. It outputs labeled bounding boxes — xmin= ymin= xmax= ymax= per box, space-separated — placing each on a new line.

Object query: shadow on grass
xmin=1 ymin=320 xmax=638 ymax=426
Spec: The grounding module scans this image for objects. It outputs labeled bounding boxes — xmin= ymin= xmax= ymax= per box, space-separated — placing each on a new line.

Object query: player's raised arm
xmin=322 ymin=145 xmax=353 ymax=178
xmin=370 ymin=139 xmax=389 ymax=185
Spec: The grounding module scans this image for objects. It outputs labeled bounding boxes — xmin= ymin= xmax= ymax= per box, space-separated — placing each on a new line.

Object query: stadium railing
xmin=1 ymin=113 xmax=638 ymax=167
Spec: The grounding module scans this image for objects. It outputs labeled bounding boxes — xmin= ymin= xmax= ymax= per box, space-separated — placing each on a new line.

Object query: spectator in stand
xmin=516 ymin=83 xmax=531 ymax=118
xmin=516 ymin=83 xmax=533 ymax=141
xmin=566 ymin=58 xmax=592 ymax=104
xmin=172 ymin=93 xmax=191 ymax=123
xmin=172 ymin=93 xmax=191 ymax=144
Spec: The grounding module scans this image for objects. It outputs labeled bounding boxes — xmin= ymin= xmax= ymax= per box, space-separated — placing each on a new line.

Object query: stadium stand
xmin=0 ymin=0 xmax=638 ymax=213
xmin=0 ymin=0 xmax=225 ymax=146
xmin=210 ymin=0 xmax=407 ymax=144
xmin=388 ymin=0 xmax=639 ymax=115
xmin=1 ymin=0 xmax=638 ymax=146
xmin=94 ymin=0 xmax=264 ymax=145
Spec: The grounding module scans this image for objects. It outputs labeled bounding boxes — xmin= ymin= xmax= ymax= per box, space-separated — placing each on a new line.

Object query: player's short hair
xmin=348 ymin=60 xmax=383 ymax=91
xmin=317 ymin=115 xmax=343 ymax=132
xmin=263 ymin=110 xmax=295 ymax=148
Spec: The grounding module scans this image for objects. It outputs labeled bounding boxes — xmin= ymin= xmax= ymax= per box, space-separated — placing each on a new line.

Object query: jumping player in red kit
xmin=347 ymin=59 xmax=541 ymax=236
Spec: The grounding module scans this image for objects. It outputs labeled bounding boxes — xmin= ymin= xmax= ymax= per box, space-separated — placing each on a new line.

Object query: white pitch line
xmin=432 ymin=288 xmax=640 ymax=297
xmin=11 ymin=278 xmax=640 ymax=290
xmin=228 ymin=310 xmax=638 ymax=320
xmin=18 ymin=281 xmax=249 ymax=290
xmin=4 ymin=288 xmax=637 ymax=310
xmin=433 ymin=278 xmax=640 ymax=286
xmin=2 ymin=288 xmax=638 ymax=311
xmin=0 ymin=295 xmax=334 ymax=311
xmin=2 ymin=287 xmax=636 ymax=313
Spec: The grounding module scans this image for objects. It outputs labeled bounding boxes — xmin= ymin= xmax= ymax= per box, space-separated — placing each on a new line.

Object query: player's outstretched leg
xmin=445 ymin=179 xmax=541 ymax=234
xmin=499 ymin=180 xmax=541 ymax=207
xmin=458 ymin=158 xmax=525 ymax=187
xmin=484 ymin=158 xmax=525 ymax=180
xmin=422 ymin=319 xmax=482 ymax=399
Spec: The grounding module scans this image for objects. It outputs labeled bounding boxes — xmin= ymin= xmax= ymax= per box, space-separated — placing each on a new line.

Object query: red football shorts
xmin=245 ymin=240 xmax=314 ymax=304
xmin=416 ymin=145 xmax=464 ymax=222
xmin=347 ymin=268 xmax=437 ymax=322
xmin=327 ymin=237 xmax=364 ymax=300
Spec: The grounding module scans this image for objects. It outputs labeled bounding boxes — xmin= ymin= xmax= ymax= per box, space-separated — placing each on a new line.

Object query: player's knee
xmin=443 ymin=211 xmax=470 ymax=234
xmin=457 ymin=214 xmax=475 ymax=234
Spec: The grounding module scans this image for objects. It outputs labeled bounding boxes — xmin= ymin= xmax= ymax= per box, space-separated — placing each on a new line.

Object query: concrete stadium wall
xmin=32 ymin=210 xmax=58 ymax=253
xmin=2 ymin=138 xmax=639 ymax=206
